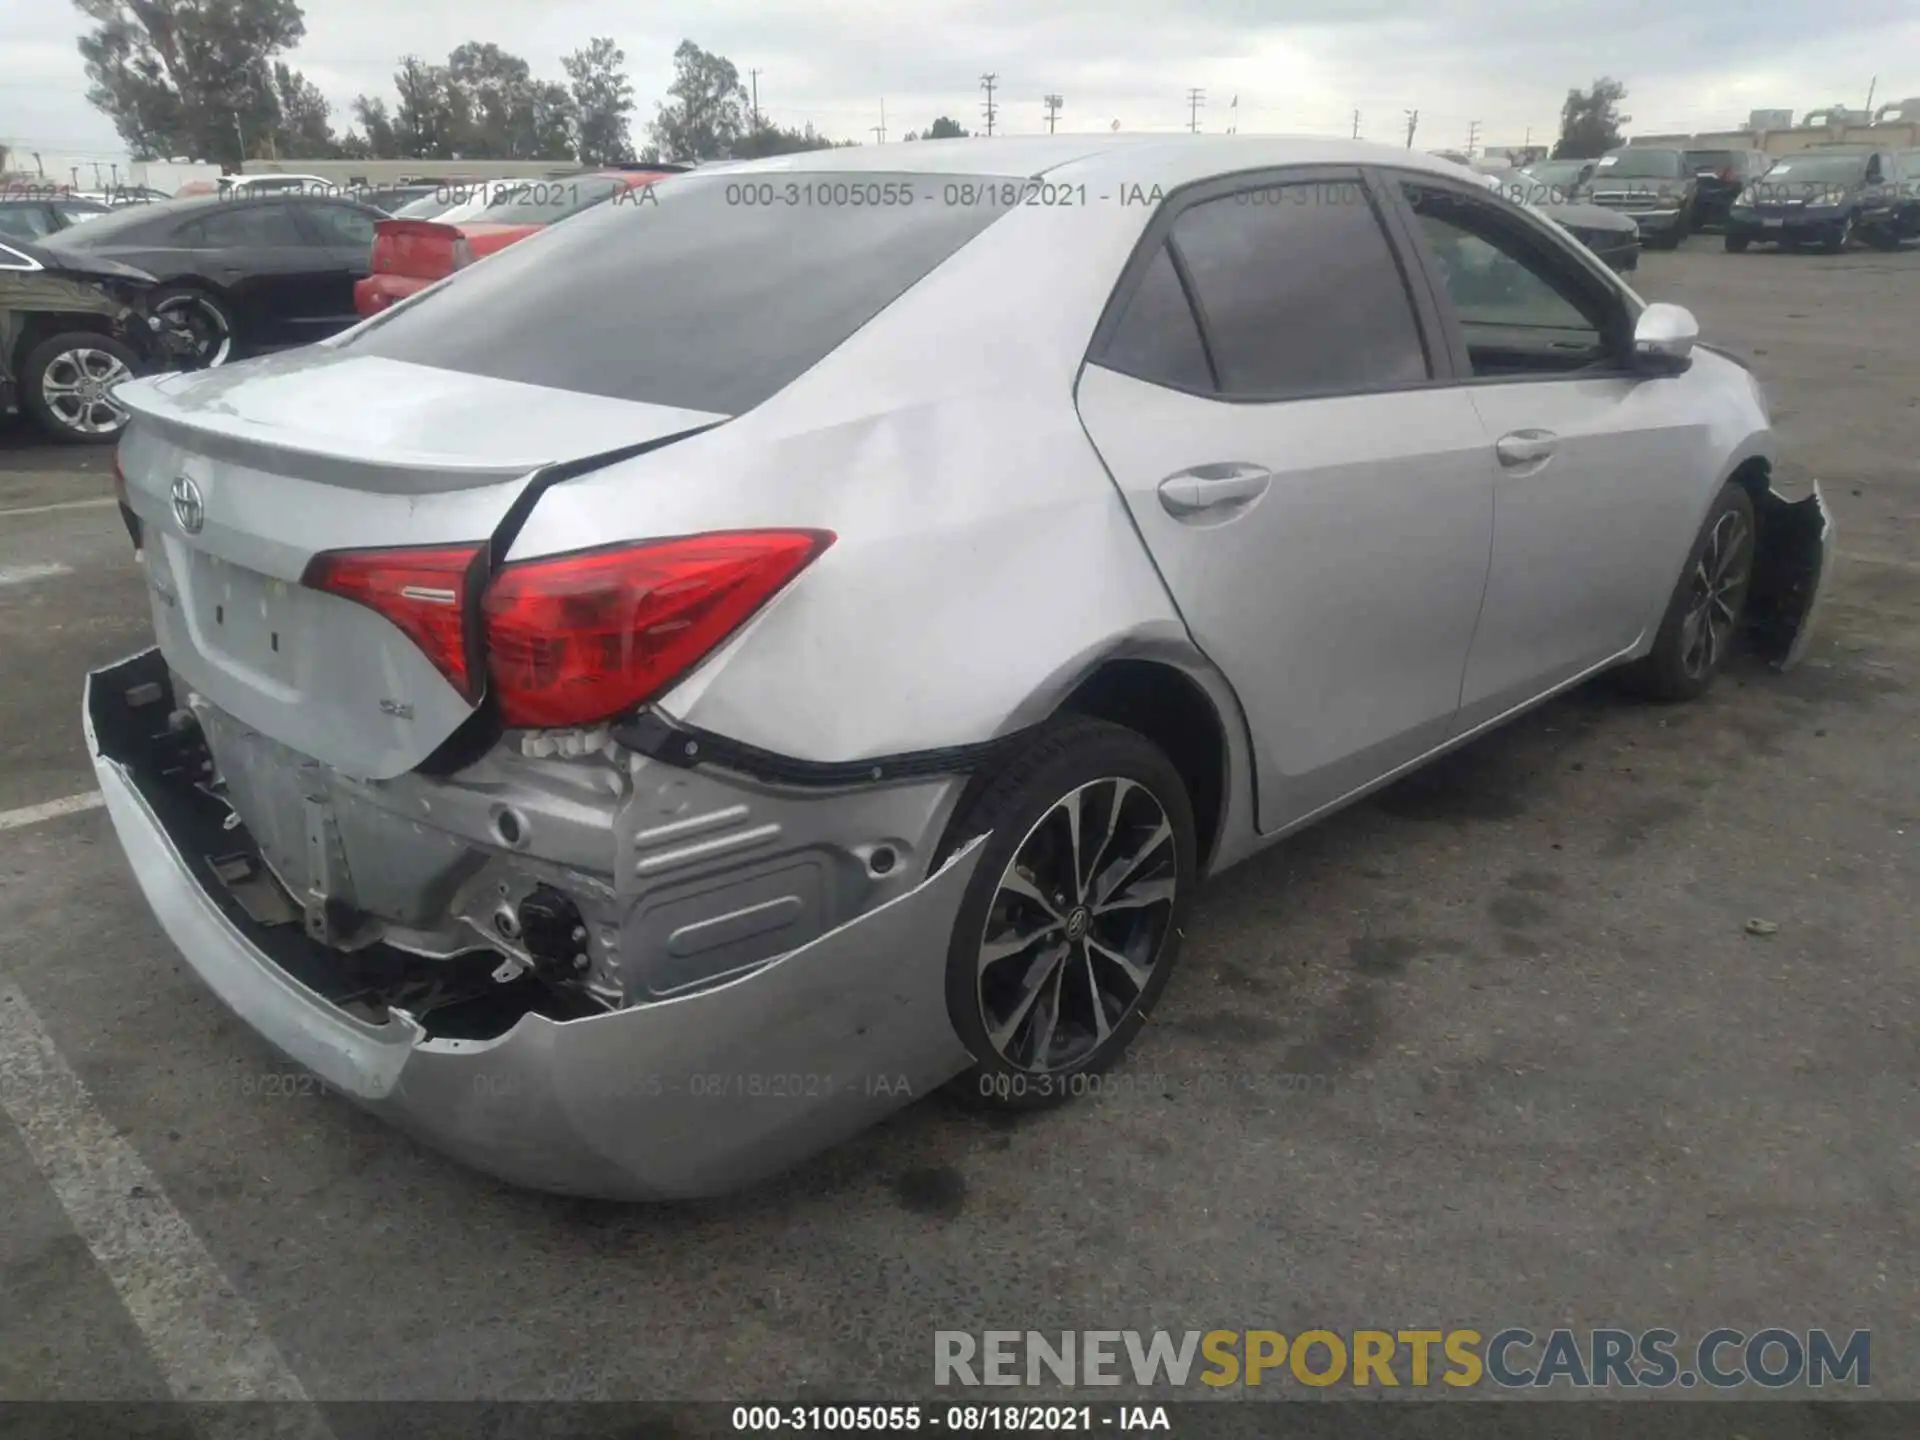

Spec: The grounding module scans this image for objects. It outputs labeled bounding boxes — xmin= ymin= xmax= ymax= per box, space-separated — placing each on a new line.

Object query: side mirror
xmin=1633 ymin=302 xmax=1698 ymax=374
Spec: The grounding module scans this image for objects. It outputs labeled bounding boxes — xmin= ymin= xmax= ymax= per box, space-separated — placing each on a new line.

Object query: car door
xmin=1075 ymin=168 xmax=1496 ymax=833
xmin=287 ymin=200 xmax=380 ymax=329
xmin=174 ymin=200 xmax=340 ymax=345
xmin=1380 ymin=173 xmax=1708 ymax=728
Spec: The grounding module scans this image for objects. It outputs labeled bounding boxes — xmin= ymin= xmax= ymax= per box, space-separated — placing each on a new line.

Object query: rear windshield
xmin=343 ymin=169 xmax=1022 ymax=414
xmin=1595 ymin=149 xmax=1685 ymax=179
xmin=1685 ymin=150 xmax=1738 ymax=171
xmin=1758 ymin=154 xmax=1870 ymax=183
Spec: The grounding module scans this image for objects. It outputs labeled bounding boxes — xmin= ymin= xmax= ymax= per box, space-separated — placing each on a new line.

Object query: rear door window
xmin=342 ymin=170 xmax=1021 ymax=414
xmin=175 ymin=202 xmax=308 ymax=248
xmin=1097 ymin=243 xmax=1214 ymax=392
xmin=1161 ymin=179 xmax=1431 ymax=399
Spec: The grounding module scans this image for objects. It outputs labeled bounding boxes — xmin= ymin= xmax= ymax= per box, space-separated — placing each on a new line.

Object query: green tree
xmin=392 ymin=54 xmax=466 ymax=158
xmin=1553 ymin=78 xmax=1630 ymax=160
xmin=731 ymin=120 xmax=843 ymax=158
xmin=565 ymin=37 xmax=634 ymax=164
xmin=272 ymin=60 xmax=336 ymax=157
xmin=648 ymin=40 xmax=749 ymax=162
xmin=924 ymin=115 xmax=968 ymax=139
xmin=74 ymin=0 xmax=308 ymax=163
xmin=349 ymin=95 xmax=399 ymax=157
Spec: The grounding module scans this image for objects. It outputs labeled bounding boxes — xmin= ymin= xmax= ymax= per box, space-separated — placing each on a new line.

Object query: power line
xmin=1186 ymin=88 xmax=1205 ymax=133
xmin=1043 ymin=94 xmax=1062 ymax=135
xmin=980 ymin=74 xmax=999 ymax=137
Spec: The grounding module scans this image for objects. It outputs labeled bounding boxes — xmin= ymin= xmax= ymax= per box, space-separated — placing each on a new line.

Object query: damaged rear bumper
xmin=86 ymin=649 xmax=983 ymax=1200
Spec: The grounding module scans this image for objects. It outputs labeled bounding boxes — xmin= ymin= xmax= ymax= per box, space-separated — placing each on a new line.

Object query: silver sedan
xmin=89 ymin=136 xmax=1832 ymax=1199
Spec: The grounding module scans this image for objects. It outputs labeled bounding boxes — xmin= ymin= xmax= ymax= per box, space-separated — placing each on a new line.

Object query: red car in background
xmin=353 ymin=168 xmax=679 ymax=317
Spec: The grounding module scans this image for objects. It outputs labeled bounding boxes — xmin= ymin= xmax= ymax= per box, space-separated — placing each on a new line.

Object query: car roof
xmin=706 ymin=133 xmax=1486 ymax=189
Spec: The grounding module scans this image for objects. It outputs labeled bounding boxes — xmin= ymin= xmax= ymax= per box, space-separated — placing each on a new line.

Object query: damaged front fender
xmin=1747 ymin=479 xmax=1835 ymax=672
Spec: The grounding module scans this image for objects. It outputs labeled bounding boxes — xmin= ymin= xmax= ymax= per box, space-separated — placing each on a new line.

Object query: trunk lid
xmin=114 ymin=347 xmax=726 ymax=781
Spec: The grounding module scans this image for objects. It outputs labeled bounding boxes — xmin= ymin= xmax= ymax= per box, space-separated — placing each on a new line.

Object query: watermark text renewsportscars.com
xmin=935 ymin=1327 xmax=1871 ymax=1390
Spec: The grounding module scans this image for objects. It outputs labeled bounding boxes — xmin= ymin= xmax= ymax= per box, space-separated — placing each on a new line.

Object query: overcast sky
xmin=4 ymin=0 xmax=1914 ymax=162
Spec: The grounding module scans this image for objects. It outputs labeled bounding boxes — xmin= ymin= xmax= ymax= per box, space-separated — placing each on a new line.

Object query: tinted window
xmin=1098 ymin=243 xmax=1213 ymax=391
xmin=343 ymin=170 xmax=1020 ymax=414
xmin=176 ymin=201 xmax=308 ymax=248
xmin=1166 ymin=180 xmax=1429 ymax=398
xmin=1756 ymin=153 xmax=1869 ymax=185
xmin=1403 ymin=184 xmax=1616 ymax=378
xmin=302 ymin=203 xmax=377 ymax=247
xmin=1685 ymin=150 xmax=1739 ymax=172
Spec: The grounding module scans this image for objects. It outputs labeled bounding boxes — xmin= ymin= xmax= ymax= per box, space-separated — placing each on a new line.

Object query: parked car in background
xmin=1683 ymin=147 xmax=1773 ymax=229
xmin=39 ymin=191 xmax=386 ymax=366
xmin=220 ymin=173 xmax=340 ymax=197
xmin=1511 ymin=158 xmax=1597 ymax=203
xmin=0 ymin=192 xmax=114 ymax=243
xmin=350 ymin=183 xmax=443 ymax=215
xmin=1581 ymin=147 xmax=1699 ymax=249
xmin=88 ymin=137 xmax=1830 ymax=1199
xmin=1533 ymin=201 xmax=1641 ymax=272
xmin=1898 ymin=151 xmax=1920 ymax=237
xmin=0 ymin=237 xmax=199 ymax=443
xmin=1724 ymin=148 xmax=1907 ymax=252
xmin=353 ymin=169 xmax=677 ymax=316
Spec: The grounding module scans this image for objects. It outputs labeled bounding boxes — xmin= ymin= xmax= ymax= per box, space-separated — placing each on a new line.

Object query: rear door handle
xmin=1157 ymin=463 xmax=1272 ymax=518
xmin=1495 ymin=429 xmax=1559 ymax=468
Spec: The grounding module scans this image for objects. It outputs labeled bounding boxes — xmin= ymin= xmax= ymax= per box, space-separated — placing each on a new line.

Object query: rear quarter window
xmin=342 ymin=170 xmax=1022 ymax=414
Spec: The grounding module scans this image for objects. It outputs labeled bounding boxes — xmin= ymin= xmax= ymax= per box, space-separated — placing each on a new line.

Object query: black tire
xmin=20 ymin=332 xmax=140 ymax=444
xmin=1724 ymin=233 xmax=1750 ymax=253
xmin=1616 ymin=482 xmax=1757 ymax=702
xmin=936 ymin=717 xmax=1197 ymax=1112
xmin=1863 ymin=222 xmax=1902 ymax=252
xmin=148 ymin=284 xmax=235 ymax=367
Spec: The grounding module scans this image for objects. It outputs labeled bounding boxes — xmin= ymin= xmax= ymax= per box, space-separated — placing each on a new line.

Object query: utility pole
xmin=1466 ymin=119 xmax=1481 ymax=158
xmin=1351 ymin=108 xmax=1361 ymax=139
xmin=980 ymin=74 xmax=999 ymax=136
xmin=750 ymin=69 xmax=762 ymax=131
xmin=32 ymin=151 xmax=43 ymax=177
xmin=1044 ymin=94 xmax=1062 ymax=134
xmin=872 ymin=98 xmax=887 ymax=145
xmin=233 ymin=114 xmax=246 ymax=165
xmin=1403 ymin=108 xmax=1419 ymax=149
xmin=1865 ymin=75 xmax=1877 ymax=113
xmin=1186 ymin=88 xmax=1205 ymax=133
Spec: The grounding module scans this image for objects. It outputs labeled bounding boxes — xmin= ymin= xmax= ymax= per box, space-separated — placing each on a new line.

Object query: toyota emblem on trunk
xmin=171 ymin=475 xmax=205 ymax=534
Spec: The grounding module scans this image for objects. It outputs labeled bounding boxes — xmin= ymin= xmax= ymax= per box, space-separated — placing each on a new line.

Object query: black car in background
xmin=1684 ymin=147 xmax=1773 ymax=229
xmin=1580 ymin=147 xmax=1699 ymax=249
xmin=38 ymin=191 xmax=384 ymax=367
xmin=0 ymin=192 xmax=115 ymax=244
xmin=1725 ymin=149 xmax=1909 ymax=253
xmin=0 ymin=237 xmax=198 ymax=444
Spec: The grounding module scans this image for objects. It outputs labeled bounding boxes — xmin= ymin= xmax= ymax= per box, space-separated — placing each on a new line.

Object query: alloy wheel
xmin=974 ymin=776 xmax=1178 ymax=1073
xmin=154 ymin=293 xmax=232 ymax=367
xmin=1679 ymin=508 xmax=1752 ymax=680
xmin=40 ymin=348 xmax=132 ymax=436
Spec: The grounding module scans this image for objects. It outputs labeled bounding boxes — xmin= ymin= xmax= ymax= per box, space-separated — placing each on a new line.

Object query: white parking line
xmin=0 ymin=986 xmax=330 ymax=1420
xmin=0 ymin=792 xmax=105 ymax=832
xmin=0 ymin=496 xmax=117 ymax=518
xmin=0 ymin=562 xmax=74 ymax=586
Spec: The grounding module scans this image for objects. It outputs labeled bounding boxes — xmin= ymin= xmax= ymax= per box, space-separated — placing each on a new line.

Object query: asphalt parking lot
xmin=0 ymin=243 xmax=1916 ymax=1413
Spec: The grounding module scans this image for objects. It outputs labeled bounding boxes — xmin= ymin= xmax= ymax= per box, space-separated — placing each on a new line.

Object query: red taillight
xmin=481 ymin=531 xmax=833 ymax=729
xmin=303 ymin=544 xmax=484 ymax=699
